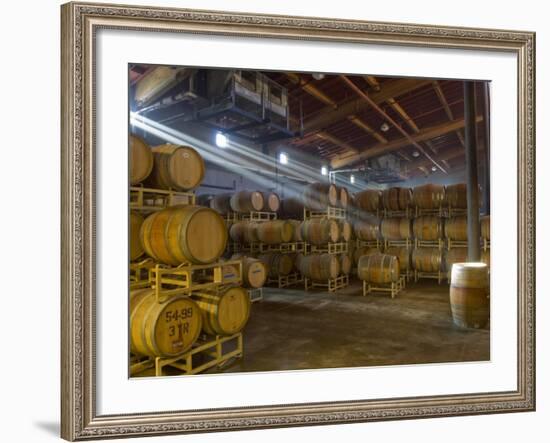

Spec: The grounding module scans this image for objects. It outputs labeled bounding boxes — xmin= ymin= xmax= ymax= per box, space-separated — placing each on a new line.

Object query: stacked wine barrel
xmin=129 ymin=135 xmax=253 ymax=373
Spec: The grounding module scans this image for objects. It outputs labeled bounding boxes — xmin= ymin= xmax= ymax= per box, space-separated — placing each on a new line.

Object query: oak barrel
xmin=230 ymin=190 xmax=264 ymax=213
xmin=229 ymin=221 xmax=259 ymax=244
xmin=450 ymin=263 xmax=490 ymax=329
xmin=209 ymin=193 xmax=233 ymax=215
xmin=129 ymin=211 xmax=145 ymax=261
xmin=140 ymin=205 xmax=227 ymax=265
xmin=480 ymin=250 xmax=491 ymax=270
xmin=381 ymin=187 xmax=412 ymax=211
xmin=301 ymin=218 xmax=340 ymax=245
xmin=445 ymin=183 xmax=467 ymax=208
xmin=129 ymin=134 xmax=154 ymax=185
xmin=302 ymin=182 xmax=338 ymax=210
xmin=226 ymin=255 xmax=267 ymax=289
xmin=339 ymin=220 xmax=353 ymax=242
xmin=337 ymin=186 xmax=350 ymax=209
xmin=413 ymin=216 xmax=443 ymax=240
xmin=481 ymin=215 xmax=490 ymax=239
xmin=261 ymin=192 xmax=281 ymax=212
xmin=145 ymin=144 xmax=205 ymax=191
xmin=380 ymin=217 xmax=412 ymax=240
xmin=193 ymin=286 xmax=251 ymax=335
xmin=256 ymin=220 xmax=294 ymax=244
xmin=258 ymin=253 xmax=294 ymax=278
xmin=339 ymin=254 xmax=352 ymax=275
xmin=412 ymin=184 xmax=445 ymax=209
xmin=354 ymin=190 xmax=381 ymax=212
xmin=357 ymin=253 xmax=400 ymax=284
xmin=353 ymin=246 xmax=379 ymax=265
xmin=385 ymin=247 xmax=411 ymax=272
xmin=299 ymin=253 xmax=340 ymax=281
xmin=445 ymin=216 xmax=468 ymax=241
xmin=130 ymin=289 xmax=202 ymax=357
xmin=354 ymin=219 xmax=380 ymax=241
xmin=288 ymin=220 xmax=303 ymax=242
xmin=412 ymin=248 xmax=443 ymax=272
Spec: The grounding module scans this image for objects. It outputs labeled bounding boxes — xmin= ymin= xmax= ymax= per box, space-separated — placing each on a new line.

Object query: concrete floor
xmin=217 ymin=280 xmax=490 ymax=374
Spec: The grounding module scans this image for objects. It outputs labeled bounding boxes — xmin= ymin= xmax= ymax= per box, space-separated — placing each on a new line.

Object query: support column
xmin=464 ymin=81 xmax=481 ymax=261
xmin=482 ymin=82 xmax=491 ymax=215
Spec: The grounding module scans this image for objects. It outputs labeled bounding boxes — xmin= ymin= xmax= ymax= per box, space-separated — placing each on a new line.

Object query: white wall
xmin=0 ymin=1 xmax=547 ymax=442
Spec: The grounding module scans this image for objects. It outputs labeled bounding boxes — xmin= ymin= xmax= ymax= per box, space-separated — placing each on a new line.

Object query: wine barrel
xmin=140 ymin=205 xmax=227 ymax=265
xmin=230 ymin=190 xmax=264 ymax=213
xmin=303 ymin=183 xmax=338 ymax=210
xmin=381 ymin=187 xmax=412 ymax=211
xmin=261 ymin=192 xmax=281 ymax=212
xmin=301 ymin=218 xmax=340 ymax=245
xmin=229 ymin=221 xmax=258 ymax=244
xmin=224 ymin=254 xmax=267 ymax=288
xmin=145 ymin=144 xmax=205 ymax=191
xmin=256 ymin=220 xmax=294 ymax=244
xmin=193 ymin=286 xmax=251 ymax=335
xmin=450 ymin=263 xmax=490 ymax=329
xmin=294 ymin=253 xmax=305 ymax=272
xmin=278 ymin=197 xmax=304 ymax=219
xmin=444 ymin=248 xmax=468 ymax=278
xmin=299 ymin=254 xmax=340 ymax=281
xmin=130 ymin=289 xmax=202 ymax=357
xmin=445 ymin=216 xmax=468 ymax=241
xmin=354 ymin=190 xmax=381 ymax=212
xmin=380 ymin=218 xmax=412 ymax=240
xmin=209 ymin=193 xmax=233 ymax=215
xmin=385 ymin=247 xmax=411 ymax=272
xmin=412 ymin=184 xmax=445 ymax=209
xmin=288 ymin=220 xmax=303 ymax=242
xmin=129 ymin=134 xmax=153 ymax=185
xmin=337 ymin=186 xmax=350 ymax=209
xmin=339 ymin=254 xmax=352 ymax=275
xmin=196 ymin=194 xmax=213 ymax=207
xmin=445 ymin=183 xmax=467 ymax=208
xmin=353 ymin=246 xmax=379 ymax=265
xmin=258 ymin=253 xmax=294 ymax=277
xmin=339 ymin=220 xmax=353 ymax=242
xmin=412 ymin=248 xmax=443 ymax=272
xmin=357 ymin=253 xmax=400 ymax=284
xmin=413 ymin=216 xmax=443 ymax=240
xmin=354 ymin=219 xmax=380 ymax=241
xmin=481 ymin=215 xmax=490 ymax=239
xmin=130 ymin=211 xmax=145 ymax=261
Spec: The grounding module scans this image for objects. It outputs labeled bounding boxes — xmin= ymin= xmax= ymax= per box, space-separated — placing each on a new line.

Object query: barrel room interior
xmin=128 ymin=65 xmax=491 ymax=377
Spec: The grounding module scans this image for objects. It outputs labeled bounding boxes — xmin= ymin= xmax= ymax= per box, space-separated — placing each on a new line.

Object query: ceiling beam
xmin=285 ymin=73 xmax=338 ymax=109
xmin=347 ymin=115 xmax=388 ymax=143
xmin=339 ymin=75 xmax=447 ymax=173
xmin=363 ymin=75 xmax=381 ymax=91
xmin=331 ymin=116 xmax=483 ymax=169
xmin=314 ymin=131 xmax=358 ymax=154
xmin=303 ymin=78 xmax=432 ymax=133
xmin=433 ymin=80 xmax=465 ymax=148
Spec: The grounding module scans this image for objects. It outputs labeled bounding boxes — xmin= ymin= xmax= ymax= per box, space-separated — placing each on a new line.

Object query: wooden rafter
xmin=347 ymin=115 xmax=388 ymax=144
xmin=433 ymin=80 xmax=465 ymax=148
xmin=303 ymin=78 xmax=432 ymax=132
xmin=331 ymin=116 xmax=483 ymax=169
xmin=363 ymin=75 xmax=381 ymax=91
xmin=285 ymin=73 xmax=338 ymax=109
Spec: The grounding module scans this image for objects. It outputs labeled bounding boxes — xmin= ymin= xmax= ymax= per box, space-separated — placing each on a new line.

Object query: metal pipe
xmin=482 ymin=82 xmax=491 ymax=215
xmin=464 ymin=81 xmax=481 ymax=261
xmin=339 ymin=75 xmax=448 ymax=174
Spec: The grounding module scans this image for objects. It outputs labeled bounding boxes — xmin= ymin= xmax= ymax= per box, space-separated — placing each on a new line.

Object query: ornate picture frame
xmin=61 ymin=2 xmax=535 ymax=440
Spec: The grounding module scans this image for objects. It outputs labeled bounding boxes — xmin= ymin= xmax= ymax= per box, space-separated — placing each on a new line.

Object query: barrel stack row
xmin=128 ymin=135 xmax=253 ymax=376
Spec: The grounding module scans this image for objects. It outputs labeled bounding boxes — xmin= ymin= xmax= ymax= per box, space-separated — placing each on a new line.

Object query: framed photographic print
xmin=61 ymin=1 xmax=535 ymax=440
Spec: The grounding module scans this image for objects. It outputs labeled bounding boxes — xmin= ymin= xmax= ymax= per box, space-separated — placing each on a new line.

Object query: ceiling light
xmin=312 ymin=73 xmax=325 ymax=80
xmin=279 ymin=152 xmax=288 ymax=165
xmin=215 ymin=132 xmax=227 ymax=148
xmin=350 ymin=174 xmax=355 ymax=184
xmin=321 ymin=166 xmax=328 ymax=176
xmin=412 ymin=151 xmax=420 ymax=158
xmin=380 ymin=122 xmax=390 ymax=132
xmin=431 ymin=166 xmax=437 ymax=172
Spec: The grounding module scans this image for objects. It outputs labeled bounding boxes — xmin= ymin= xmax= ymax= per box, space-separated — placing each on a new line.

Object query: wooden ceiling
xmin=263 ymin=71 xmax=488 ymax=176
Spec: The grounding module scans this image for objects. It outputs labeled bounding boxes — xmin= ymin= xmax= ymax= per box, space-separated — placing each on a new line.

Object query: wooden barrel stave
xmin=301 ymin=218 xmax=340 ymax=245
xmin=413 ymin=216 xmax=443 ymax=241
xmin=303 ymin=183 xmax=338 ymax=210
xmin=450 ymin=263 xmax=489 ymax=329
xmin=230 ymin=190 xmax=265 ymax=213
xmin=256 ymin=220 xmax=294 ymax=244
xmin=129 ymin=134 xmax=154 ymax=185
xmin=130 ymin=211 xmax=145 ymax=261
xmin=357 ymin=253 xmax=400 ymax=284
xmin=299 ymin=253 xmax=340 ymax=281
xmin=193 ymin=287 xmax=251 ymax=335
xmin=380 ymin=218 xmax=412 ymax=240
xmin=412 ymin=248 xmax=443 ymax=272
xmin=412 ymin=184 xmax=445 ymax=209
xmin=445 ymin=216 xmax=468 ymax=241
